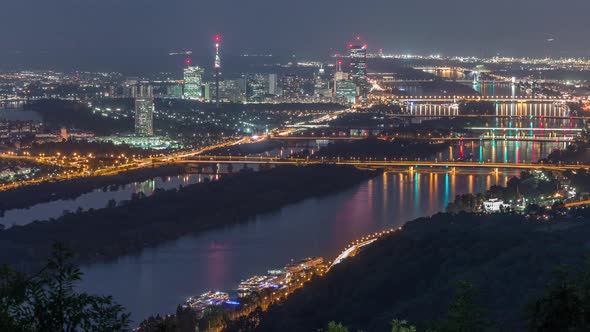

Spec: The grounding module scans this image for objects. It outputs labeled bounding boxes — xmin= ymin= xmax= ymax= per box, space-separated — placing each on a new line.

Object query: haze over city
xmin=3 ymin=1 xmax=590 ymax=331
xmin=3 ymin=0 xmax=590 ymax=70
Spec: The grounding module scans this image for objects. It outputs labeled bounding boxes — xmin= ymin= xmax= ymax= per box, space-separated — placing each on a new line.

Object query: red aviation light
xmin=363 ymin=44 xmax=367 ymax=49
xmin=214 ymin=34 xmax=221 ymax=42
xmin=185 ymin=58 xmax=192 ymax=65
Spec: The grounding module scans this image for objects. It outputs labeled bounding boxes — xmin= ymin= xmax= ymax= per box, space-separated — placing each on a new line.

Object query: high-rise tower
xmin=134 ymin=85 xmax=154 ymax=136
xmin=348 ymin=36 xmax=367 ymax=85
xmin=183 ymin=65 xmax=204 ymax=99
xmin=214 ymin=34 xmax=222 ymax=108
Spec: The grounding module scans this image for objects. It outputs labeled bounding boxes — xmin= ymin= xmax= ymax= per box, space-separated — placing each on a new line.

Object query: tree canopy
xmin=0 ymin=243 xmax=129 ymax=332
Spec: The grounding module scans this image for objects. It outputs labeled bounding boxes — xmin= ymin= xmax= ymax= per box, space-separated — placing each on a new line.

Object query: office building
xmin=335 ymin=80 xmax=357 ymax=104
xmin=349 ymin=43 xmax=367 ymax=83
xmin=281 ymin=74 xmax=302 ymax=100
xmin=183 ymin=66 xmax=204 ymax=99
xmin=135 ymin=85 xmax=154 ymax=136
xmin=212 ymin=78 xmax=246 ymax=103
xmin=247 ymin=74 xmax=269 ymax=102
xmin=349 ymin=39 xmax=369 ymax=95
xmin=268 ymin=74 xmax=278 ymax=96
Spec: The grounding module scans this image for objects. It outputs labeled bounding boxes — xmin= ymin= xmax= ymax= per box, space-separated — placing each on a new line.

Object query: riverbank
xmin=0 ymin=165 xmax=379 ymax=269
xmin=0 ymin=164 xmax=186 ymax=213
xmin=245 ymin=212 xmax=590 ymax=332
xmin=76 ymin=170 xmax=510 ymax=323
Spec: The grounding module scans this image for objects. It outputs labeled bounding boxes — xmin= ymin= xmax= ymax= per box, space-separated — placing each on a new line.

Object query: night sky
xmin=2 ymin=0 xmax=589 ymax=69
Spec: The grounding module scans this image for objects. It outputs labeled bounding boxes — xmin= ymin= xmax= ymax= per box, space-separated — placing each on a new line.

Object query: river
xmin=1 ymin=139 xmax=558 ymax=228
xmin=77 ymin=169 xmax=518 ymax=323
xmin=0 ymin=174 xmax=216 ymax=227
xmin=0 ymin=103 xmax=565 ymax=322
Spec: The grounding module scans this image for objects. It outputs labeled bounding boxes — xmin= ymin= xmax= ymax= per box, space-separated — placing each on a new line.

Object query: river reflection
xmin=441 ymin=140 xmax=565 ymax=163
xmin=407 ymin=101 xmax=572 ymax=120
xmin=473 ymin=82 xmax=516 ymax=97
xmin=0 ymin=174 xmax=215 ymax=227
xmin=78 ymin=170 xmax=516 ymax=322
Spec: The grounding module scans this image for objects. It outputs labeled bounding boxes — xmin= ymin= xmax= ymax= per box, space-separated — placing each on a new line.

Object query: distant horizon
xmin=1 ymin=47 xmax=589 ymax=75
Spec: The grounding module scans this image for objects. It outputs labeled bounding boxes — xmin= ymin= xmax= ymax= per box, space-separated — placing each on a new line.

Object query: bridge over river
xmin=175 ymin=155 xmax=586 ymax=172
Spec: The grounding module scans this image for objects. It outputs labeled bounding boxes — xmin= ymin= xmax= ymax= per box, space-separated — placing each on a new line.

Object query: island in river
xmin=0 ymin=165 xmax=378 ymax=269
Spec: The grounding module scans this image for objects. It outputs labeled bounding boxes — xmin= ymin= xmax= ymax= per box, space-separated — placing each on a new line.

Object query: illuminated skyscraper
xmin=135 ymin=85 xmax=154 ymax=136
xmin=268 ymin=74 xmax=278 ymax=96
xmin=349 ymin=38 xmax=367 ymax=84
xmin=281 ymin=74 xmax=302 ymax=100
xmin=183 ymin=66 xmax=204 ymax=99
xmin=217 ymin=78 xmax=247 ymax=103
xmin=335 ymin=80 xmax=357 ymax=104
xmin=247 ymin=74 xmax=269 ymax=102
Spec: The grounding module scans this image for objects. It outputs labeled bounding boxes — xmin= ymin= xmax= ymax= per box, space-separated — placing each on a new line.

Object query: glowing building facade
xmin=183 ymin=66 xmax=204 ymax=99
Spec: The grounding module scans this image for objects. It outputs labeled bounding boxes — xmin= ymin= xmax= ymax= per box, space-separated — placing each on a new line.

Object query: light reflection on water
xmin=408 ymin=102 xmax=573 ymax=121
xmin=441 ymin=140 xmax=565 ymax=163
xmin=79 ymin=170 xmax=516 ymax=322
xmin=0 ymin=174 xmax=214 ymax=227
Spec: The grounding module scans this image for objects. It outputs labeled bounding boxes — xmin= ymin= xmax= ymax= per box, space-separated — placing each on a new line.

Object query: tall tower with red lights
xmin=214 ymin=34 xmax=222 ymax=108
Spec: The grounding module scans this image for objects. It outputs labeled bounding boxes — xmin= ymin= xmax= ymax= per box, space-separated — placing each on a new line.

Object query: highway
xmin=328 ymin=227 xmax=403 ymax=271
xmin=0 ymin=101 xmax=585 ymax=192
xmin=0 ymin=153 xmax=59 ymax=166
xmin=400 ymin=96 xmax=571 ymax=102
xmin=268 ymin=136 xmax=575 ymax=142
xmin=329 ymin=238 xmax=376 ymax=270
xmin=0 ymin=106 xmax=356 ymax=191
xmin=269 ymin=136 xmax=365 ymax=141
xmin=328 ymin=191 xmax=590 ymax=270
xmin=565 ymin=200 xmax=590 ymax=208
xmin=388 ymin=113 xmax=590 ymax=120
xmin=175 ymin=156 xmax=585 ymax=171
xmin=466 ymin=127 xmax=582 ymax=132
xmin=2 ymin=152 xmax=583 ymax=193
xmin=0 ymin=137 xmax=247 ymax=191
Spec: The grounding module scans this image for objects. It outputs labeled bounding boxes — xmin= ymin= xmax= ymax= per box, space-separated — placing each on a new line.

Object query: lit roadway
xmin=388 ymin=114 xmax=590 ymax=120
xmin=0 ymin=107 xmax=355 ymax=191
xmin=0 ymin=105 xmax=584 ymax=191
xmin=2 ymin=150 xmax=582 ymax=192
xmin=329 ymin=198 xmax=590 ymax=266
xmin=268 ymin=136 xmax=576 ymax=142
xmin=400 ymin=96 xmax=571 ymax=102
xmin=328 ymin=227 xmax=403 ymax=271
xmin=0 ymin=153 xmax=59 ymax=166
xmin=0 ymin=137 xmax=247 ymax=191
xmin=172 ymin=156 xmax=586 ymax=172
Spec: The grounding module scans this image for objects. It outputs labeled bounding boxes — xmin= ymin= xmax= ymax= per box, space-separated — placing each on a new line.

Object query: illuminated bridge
xmin=466 ymin=127 xmax=582 ymax=132
xmin=173 ymin=156 xmax=587 ymax=172
xmin=269 ymin=136 xmax=365 ymax=141
xmin=2 ymin=154 xmax=586 ymax=173
xmin=401 ymin=98 xmax=571 ymax=118
xmin=390 ymin=114 xmax=590 ymax=120
xmin=267 ymin=136 xmax=576 ymax=143
xmin=401 ymin=96 xmax=571 ymax=103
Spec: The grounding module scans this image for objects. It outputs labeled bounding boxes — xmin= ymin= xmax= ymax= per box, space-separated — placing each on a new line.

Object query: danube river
xmin=0 ymin=174 xmax=216 ymax=227
xmin=78 ymin=169 xmax=518 ymax=323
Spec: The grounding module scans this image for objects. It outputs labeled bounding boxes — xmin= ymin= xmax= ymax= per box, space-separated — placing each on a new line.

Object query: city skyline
xmin=3 ymin=2 xmax=590 ymax=331
xmin=2 ymin=0 xmax=590 ymax=68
